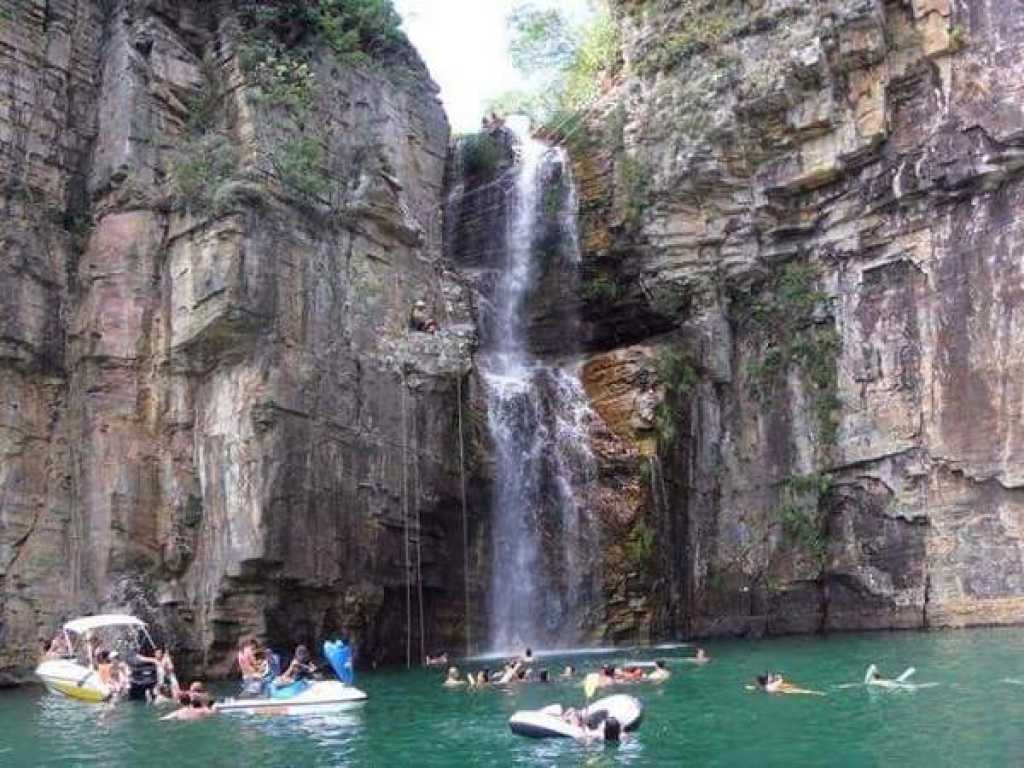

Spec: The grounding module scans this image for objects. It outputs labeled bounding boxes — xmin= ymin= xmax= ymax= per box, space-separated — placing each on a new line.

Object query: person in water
xmin=443 ymin=667 xmax=467 ymax=687
xmin=683 ymin=647 xmax=710 ymax=664
xmin=95 ymin=650 xmax=128 ymax=699
xmin=161 ymin=692 xmax=217 ymax=721
xmin=863 ymin=664 xmax=920 ymax=688
xmin=496 ymin=660 xmax=522 ymax=685
xmin=577 ymin=716 xmax=625 ymax=744
xmin=138 ymin=647 xmax=180 ymax=697
xmin=617 ymin=666 xmax=644 ymax=683
xmin=596 ymin=665 xmax=617 ymax=689
xmin=647 ymin=660 xmax=671 ymax=682
xmin=149 ymin=681 xmax=175 ymax=705
xmin=276 ymin=645 xmax=317 ymax=685
xmin=561 ymin=665 xmax=575 ymax=679
xmin=754 ymin=673 xmax=823 ymax=696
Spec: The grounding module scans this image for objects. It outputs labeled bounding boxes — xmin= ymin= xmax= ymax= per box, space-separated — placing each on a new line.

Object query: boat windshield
xmin=64 ymin=621 xmax=156 ymax=667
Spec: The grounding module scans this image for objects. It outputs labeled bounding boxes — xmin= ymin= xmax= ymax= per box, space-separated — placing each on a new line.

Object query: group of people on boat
xmin=42 ymin=630 xmax=180 ymax=703
xmin=237 ymin=637 xmax=320 ymax=693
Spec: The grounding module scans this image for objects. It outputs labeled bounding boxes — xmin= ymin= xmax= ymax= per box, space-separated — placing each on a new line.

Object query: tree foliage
xmin=492 ymin=2 xmax=619 ymax=133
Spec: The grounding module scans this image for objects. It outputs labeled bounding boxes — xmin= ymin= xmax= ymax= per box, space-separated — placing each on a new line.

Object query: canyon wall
xmin=566 ymin=0 xmax=1024 ymax=639
xmin=4 ymin=0 xmax=1024 ymax=683
xmin=0 ymin=0 xmax=476 ymax=683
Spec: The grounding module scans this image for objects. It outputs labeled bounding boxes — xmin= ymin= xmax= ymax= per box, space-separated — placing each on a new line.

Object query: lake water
xmin=3 ymin=627 xmax=1024 ymax=767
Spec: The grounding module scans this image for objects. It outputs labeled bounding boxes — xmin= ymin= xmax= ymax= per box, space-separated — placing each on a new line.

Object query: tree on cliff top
xmin=490 ymin=1 xmax=618 ymax=135
xmin=238 ymin=0 xmax=405 ymax=65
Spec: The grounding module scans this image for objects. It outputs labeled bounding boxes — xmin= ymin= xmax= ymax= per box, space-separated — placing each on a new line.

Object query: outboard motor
xmin=323 ymin=640 xmax=353 ymax=684
xmin=129 ymin=659 xmax=158 ymax=701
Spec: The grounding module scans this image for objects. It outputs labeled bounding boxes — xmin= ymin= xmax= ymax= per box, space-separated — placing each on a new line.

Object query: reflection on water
xmin=5 ymin=628 xmax=1024 ymax=767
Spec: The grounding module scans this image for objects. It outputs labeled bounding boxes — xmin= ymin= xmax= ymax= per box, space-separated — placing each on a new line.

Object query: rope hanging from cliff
xmin=401 ymin=370 xmax=412 ymax=669
xmin=413 ymin=415 xmax=426 ymax=665
xmin=456 ymin=372 xmax=471 ymax=657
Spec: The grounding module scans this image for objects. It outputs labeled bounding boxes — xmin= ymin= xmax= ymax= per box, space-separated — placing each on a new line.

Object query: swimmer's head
xmin=655 ymin=660 xmax=666 ymax=670
xmin=604 ymin=717 xmax=622 ymax=742
xmin=756 ymin=674 xmax=770 ymax=687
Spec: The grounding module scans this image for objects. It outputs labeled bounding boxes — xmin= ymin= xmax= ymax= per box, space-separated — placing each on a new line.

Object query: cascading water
xmin=479 ymin=118 xmax=599 ymax=652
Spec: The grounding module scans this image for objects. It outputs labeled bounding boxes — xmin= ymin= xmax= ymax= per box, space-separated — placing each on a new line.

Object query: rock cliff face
xmin=0 ymin=0 xmax=475 ymax=683
xmin=565 ymin=0 xmax=1024 ymax=639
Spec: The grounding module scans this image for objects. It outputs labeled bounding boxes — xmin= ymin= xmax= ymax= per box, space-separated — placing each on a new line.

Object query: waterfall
xmin=480 ymin=118 xmax=599 ymax=652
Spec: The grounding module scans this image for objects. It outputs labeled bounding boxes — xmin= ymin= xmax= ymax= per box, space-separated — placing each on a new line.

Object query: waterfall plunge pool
xmin=3 ymin=627 xmax=1024 ymax=766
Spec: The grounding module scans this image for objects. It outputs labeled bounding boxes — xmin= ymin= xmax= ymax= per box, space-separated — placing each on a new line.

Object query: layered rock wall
xmin=568 ymin=0 xmax=1024 ymax=638
xmin=0 ymin=0 xmax=475 ymax=683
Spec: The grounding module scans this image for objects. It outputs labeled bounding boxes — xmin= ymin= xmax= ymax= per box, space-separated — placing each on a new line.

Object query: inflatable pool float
xmin=508 ymin=694 xmax=643 ymax=739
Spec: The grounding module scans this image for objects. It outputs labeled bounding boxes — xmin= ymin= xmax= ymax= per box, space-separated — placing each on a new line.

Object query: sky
xmin=393 ymin=0 xmax=592 ymax=133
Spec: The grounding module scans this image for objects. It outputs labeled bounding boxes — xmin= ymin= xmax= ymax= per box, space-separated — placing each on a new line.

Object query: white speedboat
xmin=35 ymin=614 xmax=158 ymax=703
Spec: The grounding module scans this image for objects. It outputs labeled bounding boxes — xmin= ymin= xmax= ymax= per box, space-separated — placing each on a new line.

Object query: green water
xmin=3 ymin=628 xmax=1024 ymax=767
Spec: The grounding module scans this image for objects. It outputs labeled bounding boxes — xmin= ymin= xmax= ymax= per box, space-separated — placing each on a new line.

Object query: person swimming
xmin=443 ymin=666 xmax=467 ymax=687
xmin=618 ymin=666 xmax=645 ymax=683
xmin=861 ymin=664 xmax=931 ymax=690
xmin=576 ymin=716 xmax=625 ymax=744
xmin=753 ymin=672 xmax=824 ymax=696
xmin=161 ymin=692 xmax=217 ymax=721
xmin=495 ymin=660 xmax=522 ymax=685
xmin=683 ymin=647 xmax=710 ymax=664
xmin=596 ymin=665 xmax=617 ymax=689
xmin=646 ymin=660 xmax=670 ymax=682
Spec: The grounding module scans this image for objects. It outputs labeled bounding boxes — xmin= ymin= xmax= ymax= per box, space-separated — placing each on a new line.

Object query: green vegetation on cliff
xmin=231 ymin=0 xmax=410 ymax=205
xmin=739 ymin=262 xmax=841 ymax=448
xmin=653 ymin=345 xmax=698 ymax=447
xmin=171 ymin=60 xmax=241 ymax=213
xmin=238 ymin=0 xmax=404 ymax=67
xmin=634 ymin=0 xmax=738 ymax=76
xmin=775 ymin=472 xmax=833 ymax=563
xmin=457 ymin=133 xmax=503 ymax=179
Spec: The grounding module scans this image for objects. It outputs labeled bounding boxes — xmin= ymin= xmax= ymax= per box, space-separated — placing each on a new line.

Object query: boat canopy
xmin=63 ymin=614 xmax=147 ymax=634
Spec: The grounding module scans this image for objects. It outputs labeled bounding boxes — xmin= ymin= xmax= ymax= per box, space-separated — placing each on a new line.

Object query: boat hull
xmin=36 ymin=660 xmax=110 ymax=703
xmin=216 ymin=680 xmax=368 ymax=715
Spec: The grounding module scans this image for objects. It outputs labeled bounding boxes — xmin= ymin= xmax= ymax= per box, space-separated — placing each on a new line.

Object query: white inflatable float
xmin=508 ymin=694 xmax=643 ymax=739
